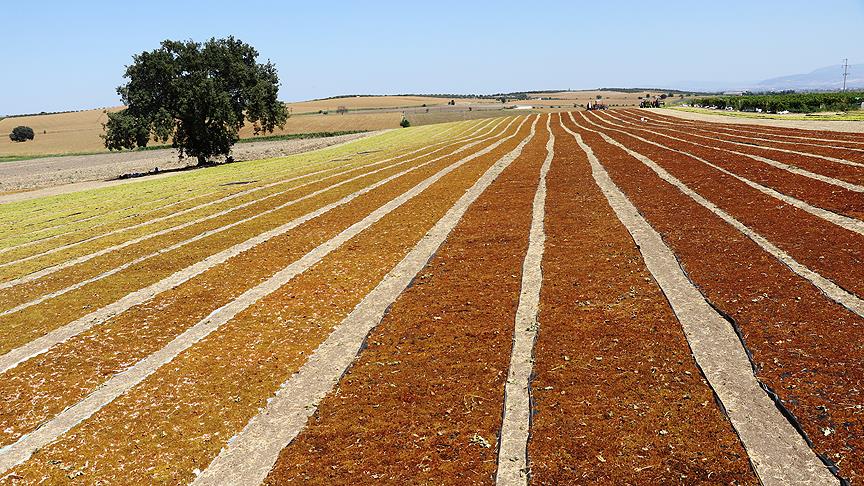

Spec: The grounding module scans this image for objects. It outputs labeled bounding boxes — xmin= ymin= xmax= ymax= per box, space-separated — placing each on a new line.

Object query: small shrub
xmin=400 ymin=118 xmax=411 ymax=128
xmin=9 ymin=126 xmax=35 ymax=142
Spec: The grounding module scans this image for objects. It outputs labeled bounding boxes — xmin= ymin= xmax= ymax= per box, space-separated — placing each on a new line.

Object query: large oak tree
xmin=103 ymin=37 xmax=288 ymax=165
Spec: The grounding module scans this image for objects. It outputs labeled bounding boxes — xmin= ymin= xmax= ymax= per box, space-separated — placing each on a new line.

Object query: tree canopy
xmin=103 ymin=37 xmax=288 ymax=164
xmin=9 ymin=126 xmax=35 ymax=142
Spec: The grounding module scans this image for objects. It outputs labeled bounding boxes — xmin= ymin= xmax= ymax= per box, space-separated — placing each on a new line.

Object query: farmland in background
xmin=1 ymin=91 xmax=681 ymax=159
xmin=0 ymin=96 xmax=494 ymax=158
xmin=2 ymin=112 xmax=862 ymax=483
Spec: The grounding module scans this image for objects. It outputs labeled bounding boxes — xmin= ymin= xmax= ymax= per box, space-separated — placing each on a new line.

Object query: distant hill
xmin=755 ymin=64 xmax=864 ymax=91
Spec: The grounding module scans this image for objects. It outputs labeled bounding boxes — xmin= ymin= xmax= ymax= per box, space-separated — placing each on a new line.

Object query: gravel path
xmin=0 ymin=132 xmax=380 ymax=199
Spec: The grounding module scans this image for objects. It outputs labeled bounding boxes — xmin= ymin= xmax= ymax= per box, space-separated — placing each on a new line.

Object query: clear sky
xmin=1 ymin=0 xmax=862 ymax=114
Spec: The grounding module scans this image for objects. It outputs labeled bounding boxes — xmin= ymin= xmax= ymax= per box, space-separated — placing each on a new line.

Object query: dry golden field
xmin=0 ymin=96 xmax=500 ymax=158
xmin=526 ymin=90 xmax=681 ymax=107
xmin=239 ymin=112 xmax=402 ymax=138
xmin=0 ymin=108 xmax=123 ymax=157
xmin=286 ymin=95 xmax=496 ymax=114
xmin=0 ymin=92 xmax=678 ymax=158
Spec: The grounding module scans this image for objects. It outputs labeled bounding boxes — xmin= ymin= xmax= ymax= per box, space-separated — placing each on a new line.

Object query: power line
xmin=842 ymin=58 xmax=849 ymax=91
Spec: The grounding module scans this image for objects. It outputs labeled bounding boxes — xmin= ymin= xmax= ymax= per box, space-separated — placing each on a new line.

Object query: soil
xmin=527 ymin=115 xmax=757 ymax=484
xmin=1 ymin=119 xmax=533 ymax=485
xmin=0 ymin=132 xmax=381 ymax=196
xmin=562 ymin=114 xmax=864 ymax=484
xmin=1 ymin=111 xmax=859 ymax=483
xmin=1 ymin=150 xmax=415 ymax=275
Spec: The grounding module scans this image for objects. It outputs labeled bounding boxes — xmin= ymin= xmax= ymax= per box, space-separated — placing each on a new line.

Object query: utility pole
xmin=842 ymin=58 xmax=849 ymax=91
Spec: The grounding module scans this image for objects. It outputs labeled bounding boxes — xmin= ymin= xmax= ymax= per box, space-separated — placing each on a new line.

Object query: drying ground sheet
xmin=575 ymin=112 xmax=864 ymax=300
xmin=0 ymin=111 xmax=859 ymax=484
xmin=0 ymin=120 xmax=509 ymax=356
xmin=0 ymin=124 xmax=444 ymax=244
xmin=0 ymin=119 xmax=533 ymax=483
xmin=0 ymin=120 xmax=519 ymax=448
xmin=632 ymin=109 xmax=864 ymax=164
xmin=263 ymin=114 xmax=545 ymax=485
xmin=613 ymin=110 xmax=864 ymax=187
xmin=600 ymin=111 xmax=864 ymax=219
xmin=562 ymin=113 xmax=862 ymax=484
xmin=641 ymin=109 xmax=864 ymax=145
xmin=0 ymin=122 xmax=474 ymax=275
xmin=527 ymin=118 xmax=757 ymax=484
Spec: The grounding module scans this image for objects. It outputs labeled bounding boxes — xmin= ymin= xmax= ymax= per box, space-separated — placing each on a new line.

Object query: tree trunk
xmin=197 ymin=155 xmax=207 ymax=166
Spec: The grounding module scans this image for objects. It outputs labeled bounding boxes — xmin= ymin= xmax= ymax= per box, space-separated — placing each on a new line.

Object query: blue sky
xmin=1 ymin=0 xmax=862 ymax=114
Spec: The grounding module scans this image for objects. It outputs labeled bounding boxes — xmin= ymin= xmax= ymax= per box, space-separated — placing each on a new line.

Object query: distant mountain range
xmin=755 ymin=64 xmax=864 ymax=91
xmin=673 ymin=63 xmax=864 ymax=93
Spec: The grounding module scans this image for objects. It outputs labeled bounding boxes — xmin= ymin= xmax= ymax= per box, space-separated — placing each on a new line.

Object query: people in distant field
xmin=639 ymin=97 xmax=664 ymax=108
xmin=586 ymin=100 xmax=607 ymax=111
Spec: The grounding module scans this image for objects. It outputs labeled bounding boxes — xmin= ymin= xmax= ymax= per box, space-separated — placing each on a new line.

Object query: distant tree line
xmin=598 ymin=88 xmax=710 ymax=95
xmin=397 ymin=93 xmax=532 ymax=100
xmin=690 ymin=91 xmax=864 ymax=113
xmin=1 ymin=108 xmax=112 ymax=119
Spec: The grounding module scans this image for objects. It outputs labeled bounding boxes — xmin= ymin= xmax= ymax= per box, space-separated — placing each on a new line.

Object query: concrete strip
xmin=0 ymin=116 xmax=533 ymax=475
xmin=582 ymin=113 xmax=864 ymax=235
xmin=0 ymin=119 xmax=508 ymax=317
xmin=561 ymin=116 xmax=839 ymax=486
xmin=571 ymin=113 xmax=864 ymax=318
xmin=0 ymin=118 xmax=517 ymax=375
xmin=192 ymin=114 xmax=540 ymax=486
xmin=0 ymin=119 xmax=495 ymax=281
xmin=601 ymin=111 xmax=864 ymax=194
xmin=495 ymin=115 xmax=553 ymax=485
